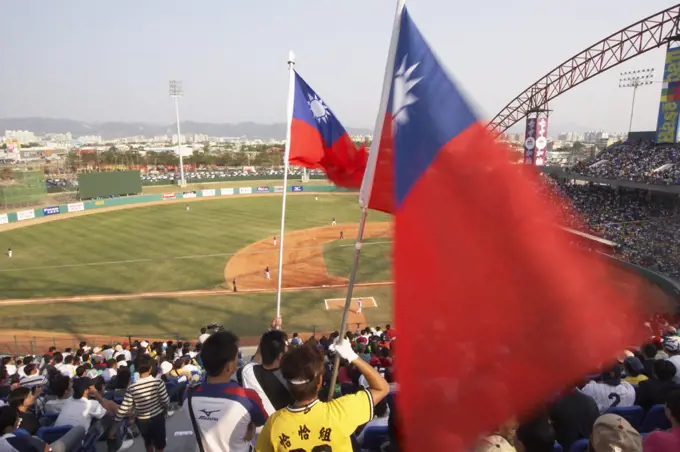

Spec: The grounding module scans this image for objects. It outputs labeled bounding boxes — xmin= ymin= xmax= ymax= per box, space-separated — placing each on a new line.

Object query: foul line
xmin=0 ymin=281 xmax=394 ymax=307
xmin=0 ymin=240 xmax=393 ymax=274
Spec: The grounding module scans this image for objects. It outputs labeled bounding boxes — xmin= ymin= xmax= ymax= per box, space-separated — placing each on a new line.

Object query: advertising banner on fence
xmin=0 ymin=213 xmax=8 ymax=225
xmin=202 ymin=189 xmax=216 ymax=197
xmin=182 ymin=191 xmax=197 ymax=199
xmin=291 ymin=186 xmax=304 ymax=192
xmin=273 ymin=186 xmax=284 ymax=193
xmin=656 ymin=47 xmax=680 ymax=144
xmin=67 ymin=202 xmax=85 ymax=213
xmin=239 ymin=187 xmax=252 ymax=194
xmin=94 ymin=200 xmax=105 ymax=206
xmin=256 ymin=186 xmax=270 ymax=193
xmin=162 ymin=192 xmax=176 ymax=200
xmin=42 ymin=206 xmax=60 ymax=216
xmin=220 ymin=188 xmax=234 ymax=196
xmin=17 ymin=209 xmax=36 ymax=221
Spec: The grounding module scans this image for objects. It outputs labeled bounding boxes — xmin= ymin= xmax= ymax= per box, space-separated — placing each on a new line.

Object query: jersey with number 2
xmin=255 ymin=389 xmax=374 ymax=452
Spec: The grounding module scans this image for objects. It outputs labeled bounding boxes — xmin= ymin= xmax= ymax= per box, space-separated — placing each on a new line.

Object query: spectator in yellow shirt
xmin=256 ymin=339 xmax=390 ymax=452
xmin=623 ymin=357 xmax=648 ymax=385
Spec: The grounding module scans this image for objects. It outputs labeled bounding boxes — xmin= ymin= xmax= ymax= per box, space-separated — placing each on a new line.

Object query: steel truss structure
xmin=487 ymin=4 xmax=680 ymax=136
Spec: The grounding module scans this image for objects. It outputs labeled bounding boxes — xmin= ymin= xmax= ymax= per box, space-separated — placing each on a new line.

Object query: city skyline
xmin=1 ymin=0 xmax=677 ymax=133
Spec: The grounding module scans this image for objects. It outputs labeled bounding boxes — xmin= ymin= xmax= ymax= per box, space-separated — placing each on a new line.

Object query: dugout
xmin=77 ymin=170 xmax=142 ymax=199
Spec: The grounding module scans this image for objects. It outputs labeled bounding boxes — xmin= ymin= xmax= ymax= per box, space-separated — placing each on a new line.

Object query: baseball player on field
xmin=265 ymin=266 xmax=270 ymax=280
xmin=273 ymin=236 xmax=277 ymax=246
xmin=332 ymin=217 xmax=337 ymax=226
xmin=7 ymin=247 xmax=12 ymax=258
xmin=340 ymin=230 xmax=344 ymax=240
xmin=356 ymin=297 xmax=363 ymax=314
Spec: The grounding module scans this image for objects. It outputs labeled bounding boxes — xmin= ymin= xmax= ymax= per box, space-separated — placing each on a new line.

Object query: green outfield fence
xmin=0 ymin=183 xmax=355 ymax=225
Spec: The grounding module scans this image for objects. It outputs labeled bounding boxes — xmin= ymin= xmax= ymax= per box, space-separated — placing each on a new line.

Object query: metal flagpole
xmin=327 ymin=0 xmax=405 ymax=400
xmin=275 ymin=51 xmax=297 ymax=321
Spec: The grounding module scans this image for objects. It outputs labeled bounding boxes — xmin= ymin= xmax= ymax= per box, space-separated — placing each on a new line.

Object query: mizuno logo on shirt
xmin=198 ymin=409 xmax=220 ymax=421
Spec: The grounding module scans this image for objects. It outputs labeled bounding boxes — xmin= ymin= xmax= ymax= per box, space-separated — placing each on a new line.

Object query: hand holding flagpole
xmin=275 ymin=51 xmax=297 ymax=322
xmin=326 ymin=0 xmax=406 ymax=401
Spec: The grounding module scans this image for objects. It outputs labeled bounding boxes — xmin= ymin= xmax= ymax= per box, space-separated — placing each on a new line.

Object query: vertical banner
xmin=534 ymin=115 xmax=549 ymax=166
xmin=523 ymin=117 xmax=537 ymax=164
xmin=655 ymin=47 xmax=680 ymax=144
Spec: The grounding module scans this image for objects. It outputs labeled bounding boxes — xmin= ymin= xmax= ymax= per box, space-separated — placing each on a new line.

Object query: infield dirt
xmin=224 ymin=222 xmax=392 ymax=291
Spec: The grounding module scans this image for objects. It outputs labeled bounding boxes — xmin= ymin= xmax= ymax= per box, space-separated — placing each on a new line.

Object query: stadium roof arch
xmin=486 ymin=3 xmax=680 ymax=137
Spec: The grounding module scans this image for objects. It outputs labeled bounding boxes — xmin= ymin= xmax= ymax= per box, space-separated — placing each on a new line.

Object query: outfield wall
xmin=0 ymin=184 xmax=353 ymax=225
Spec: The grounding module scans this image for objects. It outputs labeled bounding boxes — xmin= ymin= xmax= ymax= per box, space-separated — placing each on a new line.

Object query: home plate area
xmin=324 ymin=296 xmax=377 ymax=312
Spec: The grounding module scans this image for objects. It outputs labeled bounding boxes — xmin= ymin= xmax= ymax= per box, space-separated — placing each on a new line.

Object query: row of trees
xmin=62 ymin=140 xmax=369 ymax=171
xmin=64 ymin=147 xmax=284 ymax=171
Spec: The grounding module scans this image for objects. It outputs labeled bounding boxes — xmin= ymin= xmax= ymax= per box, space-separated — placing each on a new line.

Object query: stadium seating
xmin=36 ymin=424 xmax=73 ymax=443
xmin=360 ymin=425 xmax=389 ymax=451
xmin=640 ymin=404 xmax=672 ymax=433
xmin=568 ymin=438 xmax=589 ymax=452
xmin=604 ymin=405 xmax=644 ymax=431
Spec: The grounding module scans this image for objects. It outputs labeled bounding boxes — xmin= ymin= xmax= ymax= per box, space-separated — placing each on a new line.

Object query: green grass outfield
xmin=0 ymin=285 xmax=393 ymax=339
xmin=0 ymin=195 xmax=390 ymax=299
xmin=323 ymin=238 xmax=392 ymax=281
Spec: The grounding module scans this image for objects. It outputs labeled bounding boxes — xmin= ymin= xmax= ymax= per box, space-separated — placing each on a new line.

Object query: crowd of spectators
xmin=571 ymin=141 xmax=680 ymax=186
xmin=4 ymin=322 xmax=680 ymax=451
xmin=544 ymin=179 xmax=680 ymax=279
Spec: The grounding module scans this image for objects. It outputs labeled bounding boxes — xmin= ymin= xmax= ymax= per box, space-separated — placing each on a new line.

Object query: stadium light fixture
xmin=619 ymin=68 xmax=655 ymax=134
xmin=169 ymin=80 xmax=186 ymax=188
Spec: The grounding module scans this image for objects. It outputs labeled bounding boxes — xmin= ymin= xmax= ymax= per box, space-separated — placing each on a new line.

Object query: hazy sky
xmin=1 ymin=0 xmax=677 ymax=133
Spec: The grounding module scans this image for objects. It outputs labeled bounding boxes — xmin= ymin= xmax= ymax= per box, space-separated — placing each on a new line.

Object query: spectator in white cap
xmin=590 ymin=414 xmax=641 ymax=452
xmin=473 ymin=435 xmax=516 ymax=452
xmin=665 ymin=337 xmax=680 ymax=384
xmin=198 ymin=327 xmax=210 ymax=344
xmin=159 ymin=361 xmax=173 ymax=377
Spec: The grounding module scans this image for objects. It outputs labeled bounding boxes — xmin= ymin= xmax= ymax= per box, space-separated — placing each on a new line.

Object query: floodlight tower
xmin=169 ymin=80 xmax=186 ymax=187
xmin=619 ymin=68 xmax=655 ymax=134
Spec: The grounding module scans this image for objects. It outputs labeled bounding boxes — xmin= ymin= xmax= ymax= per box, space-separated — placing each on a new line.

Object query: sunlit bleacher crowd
xmin=571 ymin=141 xmax=680 ymax=186
xmin=546 ymin=180 xmax=680 ymax=279
xmin=3 ymin=321 xmax=680 ymax=451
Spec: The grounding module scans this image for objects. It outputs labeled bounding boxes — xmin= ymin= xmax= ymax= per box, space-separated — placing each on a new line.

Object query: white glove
xmin=329 ymin=338 xmax=359 ymax=362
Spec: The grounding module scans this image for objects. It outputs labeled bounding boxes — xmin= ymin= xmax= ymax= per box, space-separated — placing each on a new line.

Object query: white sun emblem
xmin=307 ymin=93 xmax=331 ymax=123
xmin=392 ymin=55 xmax=422 ymax=129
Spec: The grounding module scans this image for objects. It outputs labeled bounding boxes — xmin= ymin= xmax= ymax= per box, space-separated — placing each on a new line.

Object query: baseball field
xmin=0 ymin=190 xmax=394 ymax=350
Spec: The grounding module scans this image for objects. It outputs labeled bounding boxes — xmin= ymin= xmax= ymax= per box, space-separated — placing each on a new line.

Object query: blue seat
xmin=40 ymin=412 xmax=59 ymax=427
xmin=12 ymin=428 xmax=31 ymax=437
xmin=385 ymin=391 xmax=396 ymax=411
xmin=641 ymin=404 xmax=671 ymax=433
xmin=36 ymin=425 xmax=73 ymax=443
xmin=552 ymin=442 xmax=563 ymax=452
xmin=568 ymin=439 xmax=589 ymax=452
xmin=360 ymin=425 xmax=389 ymax=452
xmin=605 ymin=405 xmax=644 ymax=431
xmin=77 ymin=428 xmax=103 ymax=452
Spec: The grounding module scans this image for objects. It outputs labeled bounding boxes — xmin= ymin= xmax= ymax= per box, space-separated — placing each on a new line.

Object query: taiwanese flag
xmin=360 ymin=5 xmax=664 ymax=451
xmin=288 ymin=71 xmax=368 ymax=189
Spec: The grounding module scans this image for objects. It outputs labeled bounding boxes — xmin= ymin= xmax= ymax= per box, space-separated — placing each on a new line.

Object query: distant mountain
xmin=0 ymin=118 xmax=372 ymax=141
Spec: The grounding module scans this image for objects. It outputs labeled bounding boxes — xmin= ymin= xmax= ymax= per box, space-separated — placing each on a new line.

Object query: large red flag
xmin=287 ymin=71 xmax=368 ymax=189
xmin=361 ymin=6 xmax=669 ymax=451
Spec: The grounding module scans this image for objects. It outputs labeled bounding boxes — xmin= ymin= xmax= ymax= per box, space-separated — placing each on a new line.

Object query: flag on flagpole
xmin=361 ymin=5 xmax=665 ymax=451
xmin=288 ymin=72 xmax=368 ymax=189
